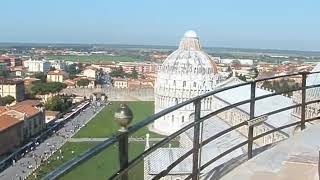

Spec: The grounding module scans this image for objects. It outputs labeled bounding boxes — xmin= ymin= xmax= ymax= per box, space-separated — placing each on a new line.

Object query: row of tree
xmin=30 ymin=82 xmax=67 ymax=95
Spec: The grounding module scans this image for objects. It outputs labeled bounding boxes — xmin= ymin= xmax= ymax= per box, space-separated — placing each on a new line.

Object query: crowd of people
xmin=0 ymin=100 xmax=106 ymax=180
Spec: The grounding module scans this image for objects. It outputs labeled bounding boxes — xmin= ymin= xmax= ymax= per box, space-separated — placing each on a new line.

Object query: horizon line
xmin=0 ymin=41 xmax=320 ymax=54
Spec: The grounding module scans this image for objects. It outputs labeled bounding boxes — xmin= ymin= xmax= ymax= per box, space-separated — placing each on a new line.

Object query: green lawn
xmin=73 ymin=101 xmax=162 ymax=138
xmin=46 ymin=54 xmax=144 ymax=62
xmin=28 ymin=142 xmax=145 ymax=180
xmin=27 ymin=101 xmax=165 ymax=180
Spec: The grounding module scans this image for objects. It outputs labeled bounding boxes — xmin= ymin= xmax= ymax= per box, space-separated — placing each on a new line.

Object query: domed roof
xmin=160 ymin=31 xmax=218 ymax=73
xmin=184 ymin=30 xmax=198 ymax=38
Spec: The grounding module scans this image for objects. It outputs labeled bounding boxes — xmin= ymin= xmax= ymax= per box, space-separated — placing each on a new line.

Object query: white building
xmin=23 ymin=59 xmax=51 ymax=73
xmin=153 ymin=31 xmax=221 ymax=135
xmin=145 ymin=31 xmax=315 ymax=179
xmin=83 ymin=66 xmax=98 ymax=79
xmin=49 ymin=60 xmax=66 ymax=70
xmin=47 ymin=70 xmax=69 ymax=83
xmin=218 ymin=58 xmax=254 ymax=66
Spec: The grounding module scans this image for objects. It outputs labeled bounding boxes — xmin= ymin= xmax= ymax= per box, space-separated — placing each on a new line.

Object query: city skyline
xmin=1 ymin=0 xmax=320 ymax=51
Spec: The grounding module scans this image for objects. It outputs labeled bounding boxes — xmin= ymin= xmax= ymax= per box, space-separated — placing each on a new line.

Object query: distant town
xmin=1 ymin=42 xmax=320 ymax=179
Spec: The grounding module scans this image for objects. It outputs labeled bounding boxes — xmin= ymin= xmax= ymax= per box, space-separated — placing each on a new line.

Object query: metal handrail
xmin=44 ymin=71 xmax=320 ymax=180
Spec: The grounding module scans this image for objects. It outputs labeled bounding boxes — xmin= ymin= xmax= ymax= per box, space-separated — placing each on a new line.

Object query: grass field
xmin=46 ymin=54 xmax=144 ymax=62
xmin=27 ymin=142 xmax=145 ymax=180
xmin=27 ymin=101 xmax=164 ymax=180
xmin=73 ymin=101 xmax=162 ymax=138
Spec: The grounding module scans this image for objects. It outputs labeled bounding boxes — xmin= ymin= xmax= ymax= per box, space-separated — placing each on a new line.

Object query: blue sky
xmin=1 ymin=0 xmax=320 ymax=51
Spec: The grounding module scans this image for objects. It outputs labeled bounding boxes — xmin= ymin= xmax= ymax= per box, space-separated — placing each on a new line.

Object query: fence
xmin=44 ymin=71 xmax=320 ymax=180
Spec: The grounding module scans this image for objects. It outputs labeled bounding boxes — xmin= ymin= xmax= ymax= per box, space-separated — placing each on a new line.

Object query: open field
xmin=27 ymin=142 xmax=145 ymax=180
xmin=73 ymin=101 xmax=162 ymax=138
xmin=46 ymin=54 xmax=144 ymax=62
xmin=26 ymin=101 xmax=178 ymax=180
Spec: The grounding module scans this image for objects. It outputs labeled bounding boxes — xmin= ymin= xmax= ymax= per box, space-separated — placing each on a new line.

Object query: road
xmin=0 ymin=101 xmax=105 ymax=180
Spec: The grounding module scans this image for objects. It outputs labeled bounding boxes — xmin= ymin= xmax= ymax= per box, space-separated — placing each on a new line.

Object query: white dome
xmin=184 ymin=30 xmax=198 ymax=38
xmin=153 ymin=31 xmax=220 ymax=135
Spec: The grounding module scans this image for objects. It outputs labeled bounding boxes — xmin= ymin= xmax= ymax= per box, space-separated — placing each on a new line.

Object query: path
xmin=0 ymin=101 xmax=106 ymax=180
xmin=67 ymin=137 xmax=164 ymax=142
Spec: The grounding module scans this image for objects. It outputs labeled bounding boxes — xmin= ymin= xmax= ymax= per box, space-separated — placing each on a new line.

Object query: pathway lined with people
xmin=0 ymin=101 xmax=106 ymax=180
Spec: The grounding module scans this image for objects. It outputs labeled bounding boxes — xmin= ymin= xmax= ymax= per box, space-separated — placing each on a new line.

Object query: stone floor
xmin=221 ymin=124 xmax=320 ymax=180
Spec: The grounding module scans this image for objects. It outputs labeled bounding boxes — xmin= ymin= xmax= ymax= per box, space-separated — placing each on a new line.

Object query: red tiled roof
xmin=47 ymin=70 xmax=66 ymax=75
xmin=13 ymin=100 xmax=41 ymax=107
xmin=64 ymin=79 xmax=75 ymax=86
xmin=11 ymin=104 xmax=40 ymax=117
xmin=84 ymin=66 xmax=97 ymax=70
xmin=0 ymin=114 xmax=21 ymax=132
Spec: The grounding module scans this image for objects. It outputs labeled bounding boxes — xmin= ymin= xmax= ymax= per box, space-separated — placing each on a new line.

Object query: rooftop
xmin=221 ymin=124 xmax=320 ymax=180
xmin=0 ymin=114 xmax=21 ymax=132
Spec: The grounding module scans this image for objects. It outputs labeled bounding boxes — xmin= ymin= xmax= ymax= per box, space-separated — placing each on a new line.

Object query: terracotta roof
xmin=0 ymin=78 xmax=24 ymax=85
xmin=11 ymin=66 xmax=25 ymax=71
xmin=45 ymin=111 xmax=59 ymax=117
xmin=84 ymin=66 xmax=97 ymax=70
xmin=73 ymin=76 xmax=95 ymax=82
xmin=13 ymin=100 xmax=41 ymax=107
xmin=64 ymin=79 xmax=75 ymax=86
xmin=112 ymin=77 xmax=128 ymax=81
xmin=47 ymin=70 xmax=66 ymax=75
xmin=0 ymin=106 xmax=9 ymax=114
xmin=0 ymin=114 xmax=21 ymax=132
xmin=12 ymin=104 xmax=40 ymax=117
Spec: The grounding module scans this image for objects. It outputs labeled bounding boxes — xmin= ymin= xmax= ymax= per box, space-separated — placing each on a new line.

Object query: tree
xmin=0 ymin=70 xmax=9 ymax=78
xmin=237 ymin=74 xmax=247 ymax=82
xmin=131 ymin=67 xmax=138 ymax=79
xmin=0 ymin=95 xmax=15 ymax=105
xmin=77 ymin=79 xmax=90 ymax=87
xmin=45 ymin=96 xmax=72 ymax=112
xmin=30 ymin=82 xmax=66 ymax=95
xmin=34 ymin=72 xmax=47 ymax=83
xmin=109 ymin=66 xmax=125 ymax=78
xmin=49 ymin=66 xmax=56 ymax=71
xmin=66 ymin=64 xmax=81 ymax=75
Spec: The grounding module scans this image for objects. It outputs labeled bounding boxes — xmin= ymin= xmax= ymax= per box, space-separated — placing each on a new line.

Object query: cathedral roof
xmin=160 ymin=30 xmax=218 ymax=74
xmin=214 ymin=77 xmax=294 ymax=134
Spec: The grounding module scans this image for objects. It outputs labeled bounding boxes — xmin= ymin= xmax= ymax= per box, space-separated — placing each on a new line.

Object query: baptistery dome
xmin=153 ymin=31 xmax=220 ymax=135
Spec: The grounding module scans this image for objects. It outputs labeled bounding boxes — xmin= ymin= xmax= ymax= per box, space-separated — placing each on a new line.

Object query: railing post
xmin=114 ymin=104 xmax=133 ymax=180
xmin=248 ymin=81 xmax=256 ymax=159
xmin=192 ymin=99 xmax=201 ymax=180
xmin=301 ymin=72 xmax=307 ymax=130
xmin=118 ymin=131 xmax=129 ymax=180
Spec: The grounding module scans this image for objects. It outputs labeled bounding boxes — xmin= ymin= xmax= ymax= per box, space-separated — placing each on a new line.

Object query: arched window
xmin=193 ymin=82 xmax=196 ymax=87
xmin=173 ymin=80 xmax=176 ymax=86
xmin=183 ymin=81 xmax=186 ymax=87
xmin=182 ymin=116 xmax=185 ymax=123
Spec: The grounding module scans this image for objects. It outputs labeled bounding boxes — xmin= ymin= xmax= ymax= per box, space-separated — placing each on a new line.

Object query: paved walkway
xmin=0 ymin=101 xmax=105 ymax=180
xmin=220 ymin=124 xmax=320 ymax=180
xmin=68 ymin=137 xmax=164 ymax=142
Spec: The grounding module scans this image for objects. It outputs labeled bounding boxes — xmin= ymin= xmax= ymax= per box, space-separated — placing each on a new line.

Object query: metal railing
xmin=44 ymin=71 xmax=320 ymax=180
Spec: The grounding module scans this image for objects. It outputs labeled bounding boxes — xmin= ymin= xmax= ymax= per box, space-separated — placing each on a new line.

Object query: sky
xmin=1 ymin=0 xmax=320 ymax=51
